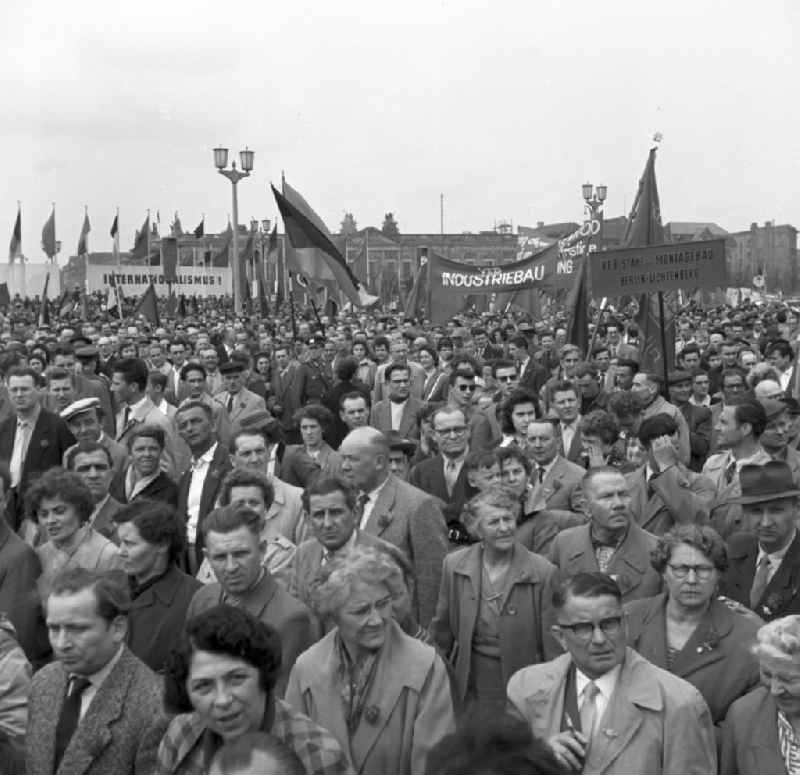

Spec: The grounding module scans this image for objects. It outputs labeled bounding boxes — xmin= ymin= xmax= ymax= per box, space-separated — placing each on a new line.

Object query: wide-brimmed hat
xmin=735 ymin=461 xmax=800 ymax=505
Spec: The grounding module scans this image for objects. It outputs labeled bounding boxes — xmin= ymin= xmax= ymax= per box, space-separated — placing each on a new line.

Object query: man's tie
xmin=53 ymin=676 xmax=91 ymax=770
xmin=579 ymin=680 xmax=600 ymax=747
xmin=725 ymin=460 xmax=737 ymax=484
xmin=750 ymin=555 xmax=771 ymax=608
xmin=445 ymin=460 xmax=458 ymax=497
xmin=227 ymin=395 xmax=235 ymax=413
xmin=537 ymin=466 xmax=545 ymax=484
xmin=356 ymin=492 xmax=369 ymax=526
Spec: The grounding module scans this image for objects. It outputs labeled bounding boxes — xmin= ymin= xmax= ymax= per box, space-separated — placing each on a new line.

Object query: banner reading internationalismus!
xmin=85 ymin=265 xmax=231 ymax=296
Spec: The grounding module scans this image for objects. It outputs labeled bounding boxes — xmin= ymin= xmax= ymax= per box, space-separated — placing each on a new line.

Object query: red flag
xmin=134 ymin=283 xmax=160 ymax=327
xmin=130 ymin=215 xmax=150 ymax=262
xmin=161 ymin=237 xmax=179 ymax=283
xmin=41 ymin=208 xmax=57 ymax=259
xmin=566 ymin=256 xmax=590 ymax=355
xmin=77 ymin=210 xmax=91 ymax=256
xmin=8 ymin=206 xmax=21 ymax=264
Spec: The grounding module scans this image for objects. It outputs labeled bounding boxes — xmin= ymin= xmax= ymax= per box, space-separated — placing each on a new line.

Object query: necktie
xmin=9 ymin=420 xmax=29 ymax=488
xmin=53 ymin=676 xmax=92 ymax=770
xmin=227 ymin=395 xmax=234 ymax=413
xmin=750 ymin=555 xmax=771 ymax=608
xmin=537 ymin=466 xmax=545 ymax=484
xmin=725 ymin=460 xmax=737 ymax=484
xmin=356 ymin=492 xmax=369 ymax=527
xmin=580 ymin=681 xmax=600 ymax=745
xmin=445 ymin=460 xmax=458 ymax=497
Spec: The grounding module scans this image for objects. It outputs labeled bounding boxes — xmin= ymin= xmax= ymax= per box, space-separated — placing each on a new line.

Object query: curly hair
xmin=112 ymin=501 xmax=186 ymax=567
xmin=650 ymin=524 xmax=728 ymax=575
xmin=580 ymin=410 xmax=619 ymax=446
xmin=292 ymin=403 xmax=334 ymax=429
xmin=310 ymin=545 xmax=406 ymax=619
xmin=607 ymin=390 xmax=644 ymax=420
xmin=496 ymin=446 xmax=532 ymax=476
xmin=163 ymin=605 xmax=282 ymax=714
xmin=753 ymin=615 xmax=800 ymax=662
xmin=461 ymin=488 xmax=521 ymax=539
xmin=26 ymin=467 xmax=94 ymax=525
xmin=219 ymin=468 xmax=275 ymax=511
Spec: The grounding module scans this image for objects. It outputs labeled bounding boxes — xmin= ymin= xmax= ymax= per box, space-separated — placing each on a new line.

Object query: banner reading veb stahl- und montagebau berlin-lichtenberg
xmin=85 ymin=265 xmax=231 ymax=297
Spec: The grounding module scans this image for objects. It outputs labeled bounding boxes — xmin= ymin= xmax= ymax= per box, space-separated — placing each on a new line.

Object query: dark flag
xmin=77 ymin=210 xmax=91 ymax=256
xmin=41 ymin=208 xmax=57 ymax=259
xmin=194 ymin=219 xmax=204 ymax=238
xmin=8 ymin=207 xmax=21 ymax=264
xmin=212 ymin=240 xmax=229 ymax=267
xmin=38 ymin=272 xmax=50 ymax=327
xmin=566 ymin=256 xmax=590 ymax=355
xmin=349 ymin=242 xmax=368 ymax=285
xmin=165 ymin=287 xmax=177 ymax=317
xmin=0 ymin=283 xmax=10 ymax=308
xmin=265 ymin=225 xmax=278 ymax=291
xmin=130 ymin=215 xmax=150 ymax=262
xmin=161 ymin=237 xmax=178 ymax=283
xmin=134 ymin=283 xmax=160 ymax=327
xmin=624 ymin=147 xmax=675 ymax=376
xmin=405 ymin=249 xmax=429 ymax=319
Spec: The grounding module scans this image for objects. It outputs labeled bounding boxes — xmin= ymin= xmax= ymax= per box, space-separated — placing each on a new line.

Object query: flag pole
xmin=657 ymin=291 xmax=670 ymax=394
xmin=287 ymin=273 xmax=298 ymax=340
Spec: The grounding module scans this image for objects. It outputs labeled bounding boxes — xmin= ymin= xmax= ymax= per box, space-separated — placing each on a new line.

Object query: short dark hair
xmin=464 ymin=449 xmax=500 ymax=473
xmin=27 ymin=468 xmax=94 ymax=525
xmin=147 ymin=370 xmax=167 ymax=390
xmin=219 ymin=468 xmax=275 ymax=511
xmin=335 ymin=356 xmax=358 ymax=382
xmin=730 ymin=398 xmax=768 ymax=438
xmin=293 ymin=403 xmax=333 ymax=429
xmin=164 ymin=605 xmax=282 ymax=714
xmin=551 ymin=381 xmax=578 ymax=399
xmin=650 ymin=524 xmax=728 ymax=575
xmin=496 ymin=446 xmax=532 ymax=476
xmin=180 ymin=361 xmax=207 ymax=380
xmin=492 ymin=359 xmax=517 ymax=377
xmin=580 ymin=410 xmax=619 ymax=446
xmin=768 ymin=341 xmax=793 ymax=360
xmin=127 ymin=424 xmax=166 ymax=451
xmin=448 ymin=367 xmax=476 ymax=387
xmin=552 ymin=572 xmax=622 ymax=610
xmin=385 ymin=362 xmax=411 ymax=383
xmin=49 ymin=568 xmax=131 ymax=622
xmin=66 ymin=440 xmax=113 ymax=471
xmin=501 ymin=389 xmax=540 ymax=434
xmin=202 ymin=503 xmax=264 ymax=540
xmin=175 ymin=400 xmax=213 ymax=421
xmin=6 ymin=365 xmax=38 ymax=383
xmin=637 ymin=413 xmax=679 ymax=447
xmin=112 ymin=501 xmax=186 ymax=566
xmin=339 ymin=391 xmax=368 ymax=411
xmin=615 ymin=358 xmax=639 ymax=375
xmin=301 ymin=476 xmax=357 ymax=513
xmin=112 ymin=358 xmax=149 ymax=391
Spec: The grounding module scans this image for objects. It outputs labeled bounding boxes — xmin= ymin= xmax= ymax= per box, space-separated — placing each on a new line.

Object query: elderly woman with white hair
xmin=285 ymin=546 xmax=454 ymax=775
xmin=721 ymin=614 xmax=800 ymax=774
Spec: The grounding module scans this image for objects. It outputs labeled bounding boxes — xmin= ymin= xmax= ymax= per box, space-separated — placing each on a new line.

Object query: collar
xmin=442 ymin=451 xmax=468 ymax=467
xmin=726 ymin=446 xmax=767 ymax=466
xmin=575 ymin=663 xmax=621 ymax=704
xmin=689 ymin=395 xmax=711 ymax=407
xmin=73 ymin=643 xmax=124 ymax=685
xmin=192 ymin=442 xmax=218 ymax=467
xmin=757 ymin=529 xmax=797 ymax=564
xmin=367 ymin=474 xmax=391 ymax=502
xmin=16 ymin=404 xmax=41 ymax=426
xmin=560 ymin=415 xmax=581 ymax=429
xmin=127 ymin=396 xmax=148 ymax=414
xmin=536 ymin=457 xmax=558 ymax=476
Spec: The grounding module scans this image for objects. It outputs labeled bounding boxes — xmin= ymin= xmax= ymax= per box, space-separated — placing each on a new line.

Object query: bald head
xmin=340 ymin=427 xmax=390 ymax=491
xmin=755 ymin=379 xmax=785 ymax=401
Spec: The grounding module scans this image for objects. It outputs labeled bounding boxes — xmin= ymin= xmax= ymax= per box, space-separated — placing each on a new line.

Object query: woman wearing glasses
xmin=625 ymin=524 xmax=761 ymax=724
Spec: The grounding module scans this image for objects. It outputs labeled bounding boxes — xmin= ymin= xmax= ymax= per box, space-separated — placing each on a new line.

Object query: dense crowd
xmin=0 ymin=294 xmax=798 ymax=774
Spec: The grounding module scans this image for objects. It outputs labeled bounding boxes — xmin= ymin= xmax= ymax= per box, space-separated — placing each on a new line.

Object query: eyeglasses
xmin=456 ymin=384 xmax=477 ymax=392
xmin=667 ymin=563 xmax=716 ymax=580
xmin=435 ymin=426 xmax=467 ymax=437
xmin=557 ymin=616 xmax=623 ymax=642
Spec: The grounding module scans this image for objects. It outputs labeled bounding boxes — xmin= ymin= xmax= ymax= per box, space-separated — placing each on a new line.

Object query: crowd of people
xmin=0 ymin=294 xmax=799 ymax=773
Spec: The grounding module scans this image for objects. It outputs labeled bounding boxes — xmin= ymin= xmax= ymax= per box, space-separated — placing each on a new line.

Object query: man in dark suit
xmin=549 ymin=466 xmax=662 ymax=603
xmin=369 ymin=362 xmax=423 ymax=440
xmin=175 ymin=401 xmax=233 ymax=572
xmin=409 ymin=406 xmax=479 ymax=543
xmin=508 ymin=335 xmax=548 ymax=393
xmin=0 ymin=366 xmax=75 ymax=528
xmin=668 ymin=370 xmax=712 ymax=472
xmin=186 ymin=503 xmax=313 ymax=696
xmin=26 ymin=567 xmax=168 ymax=775
xmin=552 ymin=381 xmax=584 ymax=464
xmin=724 ymin=461 xmax=800 ymax=621
xmin=268 ymin=344 xmax=308 ymax=445
xmin=342 ymin=426 xmax=449 ymax=626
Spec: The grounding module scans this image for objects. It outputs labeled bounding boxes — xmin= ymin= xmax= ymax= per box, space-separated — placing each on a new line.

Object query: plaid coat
xmin=155 ymin=698 xmax=355 ymax=775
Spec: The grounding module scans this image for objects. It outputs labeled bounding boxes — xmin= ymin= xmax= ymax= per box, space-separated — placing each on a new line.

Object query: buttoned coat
xmin=269 ymin=361 xmax=309 ymax=432
xmin=408 ymin=455 xmax=478 ymax=530
xmin=0 ymin=408 xmax=75 ymax=528
xmin=720 ymin=687 xmax=789 ymax=775
xmin=702 ymin=447 xmax=772 ymax=539
xmin=429 ymin=542 xmax=561 ymax=705
xmin=361 ymin=474 xmax=449 ymax=627
xmin=624 ymin=593 xmax=761 ymax=723
xmin=285 ymin=621 xmax=455 ymax=775
xmin=549 ymin=522 xmax=662 ymax=603
xmin=264 ymin=476 xmax=306 ymax=544
xmin=186 ymin=571 xmax=313 ymax=697
xmin=525 ymin=455 xmax=585 ymax=513
xmin=280 ymin=443 xmax=342 ymax=489
xmin=507 ymin=648 xmax=716 ymax=775
xmin=212 ymin=387 xmax=267 ymax=432
xmin=723 ymin=531 xmax=800 ymax=620
xmin=624 ymin=464 xmax=715 ymax=536
xmin=369 ymin=397 xmax=423 ymax=439
xmin=127 ymin=564 xmax=202 ymax=673
xmin=25 ymin=646 xmax=169 ymax=775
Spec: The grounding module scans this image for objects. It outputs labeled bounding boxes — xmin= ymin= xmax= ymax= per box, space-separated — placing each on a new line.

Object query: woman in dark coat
xmin=113 ymin=500 xmax=201 ymax=672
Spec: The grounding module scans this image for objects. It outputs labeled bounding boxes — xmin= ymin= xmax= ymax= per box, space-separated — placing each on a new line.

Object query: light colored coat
xmin=264 ymin=476 xmax=306 ymax=545
xmin=285 ymin=621 xmax=455 ymax=775
xmin=369 ymin=398 xmax=423 ymax=439
xmin=212 ymin=387 xmax=267 ymax=432
xmin=524 ymin=455 xmax=585 ymax=513
xmin=507 ymin=648 xmax=716 ymax=775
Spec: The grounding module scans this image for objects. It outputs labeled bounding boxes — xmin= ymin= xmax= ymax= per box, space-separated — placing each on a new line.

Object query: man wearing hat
xmin=214 ymin=360 xmax=267 ymax=434
xmin=758 ymin=397 xmax=800 ymax=486
xmin=61 ymin=398 xmax=128 ymax=478
xmin=724 ymin=461 xmax=800 ymax=621
xmin=384 ymin=430 xmax=417 ymax=482
xmin=667 ymin=369 xmax=712 ymax=472
xmin=631 ymin=371 xmax=691 ymax=465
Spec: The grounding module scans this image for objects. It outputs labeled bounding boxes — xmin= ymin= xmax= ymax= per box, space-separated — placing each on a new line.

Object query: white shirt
xmin=532 ymin=456 xmax=558 ymax=484
xmin=390 ymin=399 xmax=407 ymax=431
xmin=187 ymin=443 xmax=218 ymax=543
xmin=779 ymin=367 xmax=793 ymax=392
xmin=10 ymin=411 xmax=37 ymax=488
xmin=359 ymin=476 xmax=392 ymax=530
xmin=689 ymin=395 xmax=711 ymax=407
xmin=575 ymin=663 xmax=621 ymax=736
xmin=756 ymin=529 xmax=797 ymax=584
xmin=76 ymin=645 xmax=124 ymax=720
xmin=560 ymin=417 xmax=581 ymax=455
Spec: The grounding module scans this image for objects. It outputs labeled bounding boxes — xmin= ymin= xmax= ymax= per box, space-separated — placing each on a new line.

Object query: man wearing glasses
xmin=446 ymin=367 xmax=495 ymax=451
xmin=507 ymin=572 xmax=716 ymax=774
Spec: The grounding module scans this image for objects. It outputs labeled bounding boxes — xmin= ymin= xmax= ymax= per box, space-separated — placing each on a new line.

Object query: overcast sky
xmin=3 ymin=0 xmax=798 ymax=262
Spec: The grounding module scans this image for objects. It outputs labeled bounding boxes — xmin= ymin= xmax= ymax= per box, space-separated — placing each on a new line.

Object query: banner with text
xmin=590 ymin=238 xmax=727 ymax=297
xmin=86 ymin=265 xmax=231 ymax=296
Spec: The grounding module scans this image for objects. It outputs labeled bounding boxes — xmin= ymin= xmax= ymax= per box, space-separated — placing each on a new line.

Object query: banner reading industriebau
xmin=85 ymin=265 xmax=231 ymax=296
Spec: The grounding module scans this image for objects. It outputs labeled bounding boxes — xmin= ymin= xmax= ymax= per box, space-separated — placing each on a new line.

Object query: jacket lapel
xmin=366 ymin=476 xmax=398 ymax=536
xmin=757 ymin=532 xmax=800 ymax=616
xmin=200 ymin=447 xmax=228 ymax=516
xmin=670 ymin=599 xmax=732 ymax=677
xmin=23 ymin=411 xmax=47 ymax=470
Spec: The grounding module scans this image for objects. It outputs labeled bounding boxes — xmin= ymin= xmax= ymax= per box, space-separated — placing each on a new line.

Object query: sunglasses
xmin=457 ymin=384 xmax=477 ymax=392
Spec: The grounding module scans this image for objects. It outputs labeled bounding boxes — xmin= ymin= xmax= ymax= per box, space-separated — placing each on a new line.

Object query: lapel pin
xmin=602 ymin=728 xmax=619 ymax=738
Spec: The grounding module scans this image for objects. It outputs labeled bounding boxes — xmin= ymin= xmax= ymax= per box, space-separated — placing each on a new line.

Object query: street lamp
xmin=581 ymin=182 xmax=607 ymax=252
xmin=213 ymin=145 xmax=254 ymax=314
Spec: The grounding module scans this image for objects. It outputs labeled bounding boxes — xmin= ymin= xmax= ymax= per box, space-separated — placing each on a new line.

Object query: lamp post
xmin=581 ymin=183 xmax=607 ymax=252
xmin=213 ymin=146 xmax=254 ymax=315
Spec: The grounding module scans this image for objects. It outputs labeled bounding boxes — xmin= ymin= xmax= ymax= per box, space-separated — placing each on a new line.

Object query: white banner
xmin=85 ymin=265 xmax=231 ymax=296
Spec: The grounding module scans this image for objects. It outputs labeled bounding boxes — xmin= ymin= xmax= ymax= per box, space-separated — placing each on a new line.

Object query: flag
xmin=258 ymin=276 xmax=270 ymax=317
xmin=134 ymin=283 xmax=159 ymax=327
xmin=38 ymin=272 xmax=50 ymax=327
xmin=272 ymin=181 xmax=378 ymax=307
xmin=405 ymin=253 xmax=429 ymax=319
xmin=130 ymin=215 xmax=150 ymax=262
xmin=59 ymin=290 xmax=74 ymax=317
xmin=161 ymin=237 xmax=178 ymax=283
xmin=166 ymin=286 xmax=177 ymax=317
xmin=194 ymin=219 xmax=204 ymax=238
xmin=624 ymin=147 xmax=675 ymax=375
xmin=265 ymin=225 xmax=278 ymax=287
xmin=77 ymin=210 xmax=91 ymax=256
xmin=41 ymin=208 xmax=57 ymax=259
xmin=211 ymin=240 xmax=229 ymax=267
xmin=349 ymin=242 xmax=368 ymax=285
xmin=0 ymin=283 xmax=9 ymax=308
xmin=110 ymin=213 xmax=120 ymax=262
xmin=566 ymin=256 xmax=590 ymax=355
xmin=105 ymin=275 xmax=122 ymax=318
xmin=8 ymin=207 xmax=21 ymax=264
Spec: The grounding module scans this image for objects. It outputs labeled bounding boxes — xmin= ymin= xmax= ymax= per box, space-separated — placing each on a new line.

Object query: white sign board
xmin=86 ymin=265 xmax=231 ymax=296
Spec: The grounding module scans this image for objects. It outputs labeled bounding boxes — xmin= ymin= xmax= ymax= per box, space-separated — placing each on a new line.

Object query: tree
xmin=382 ymin=212 xmax=400 ymax=239
xmin=339 ymin=212 xmax=358 ymax=236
